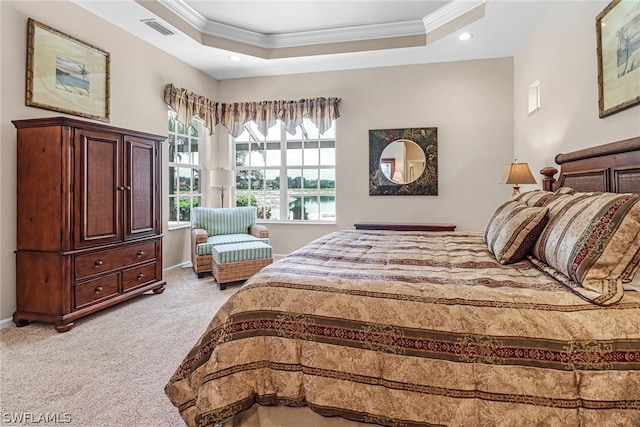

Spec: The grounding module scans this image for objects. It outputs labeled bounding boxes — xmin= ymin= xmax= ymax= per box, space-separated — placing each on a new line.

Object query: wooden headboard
xmin=541 ymin=136 xmax=640 ymax=193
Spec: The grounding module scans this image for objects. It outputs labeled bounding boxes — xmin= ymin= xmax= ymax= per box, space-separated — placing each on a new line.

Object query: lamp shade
xmin=210 ymin=168 xmax=235 ymax=187
xmin=392 ymin=170 xmax=404 ymax=182
xmin=499 ymin=162 xmax=537 ymax=185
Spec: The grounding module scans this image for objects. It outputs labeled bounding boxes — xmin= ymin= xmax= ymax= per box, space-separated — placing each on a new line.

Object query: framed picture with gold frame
xmin=596 ymin=0 xmax=640 ymax=118
xmin=26 ymin=18 xmax=110 ymax=122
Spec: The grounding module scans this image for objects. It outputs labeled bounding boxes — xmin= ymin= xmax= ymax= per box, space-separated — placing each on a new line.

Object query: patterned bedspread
xmin=165 ymin=230 xmax=640 ymax=427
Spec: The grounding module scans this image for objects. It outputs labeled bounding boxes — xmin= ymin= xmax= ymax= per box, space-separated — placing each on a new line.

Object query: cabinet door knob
xmin=137 ymin=251 xmax=144 ymax=257
xmin=95 ymin=286 xmax=103 ymax=293
xmin=137 ymin=273 xmax=144 ymax=280
xmin=126 ymin=185 xmax=131 ymax=191
xmin=118 ymin=186 xmax=125 ymax=191
xmin=94 ymin=260 xmax=103 ymax=267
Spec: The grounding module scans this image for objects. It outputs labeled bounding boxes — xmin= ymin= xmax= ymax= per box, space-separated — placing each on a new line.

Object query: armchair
xmin=191 ymin=207 xmax=270 ymax=278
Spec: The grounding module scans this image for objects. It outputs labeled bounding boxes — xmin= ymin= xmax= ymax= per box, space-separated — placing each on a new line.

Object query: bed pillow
xmin=532 ymin=193 xmax=640 ymax=305
xmin=484 ymin=200 xmax=549 ymax=264
xmin=554 ymin=186 xmax=577 ymax=195
xmin=513 ymin=190 xmax=553 ymax=206
xmin=514 ymin=187 xmax=576 ymax=207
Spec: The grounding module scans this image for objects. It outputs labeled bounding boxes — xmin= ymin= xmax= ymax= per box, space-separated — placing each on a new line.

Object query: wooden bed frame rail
xmin=540 ymin=136 xmax=640 ymax=193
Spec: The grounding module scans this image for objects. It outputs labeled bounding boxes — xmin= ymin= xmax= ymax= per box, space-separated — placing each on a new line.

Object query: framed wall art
xmin=26 ymin=18 xmax=110 ymax=122
xmin=369 ymin=127 xmax=438 ymax=196
xmin=596 ymin=0 xmax=640 ymax=118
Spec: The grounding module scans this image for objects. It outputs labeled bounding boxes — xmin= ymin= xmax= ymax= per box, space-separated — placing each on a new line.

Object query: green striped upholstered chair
xmin=191 ymin=207 xmax=270 ymax=278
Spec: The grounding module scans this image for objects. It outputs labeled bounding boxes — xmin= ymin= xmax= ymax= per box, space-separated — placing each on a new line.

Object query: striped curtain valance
xmin=163 ymin=84 xmax=340 ymax=138
xmin=220 ymin=97 xmax=341 ymax=138
xmin=164 ymin=84 xmax=219 ymax=135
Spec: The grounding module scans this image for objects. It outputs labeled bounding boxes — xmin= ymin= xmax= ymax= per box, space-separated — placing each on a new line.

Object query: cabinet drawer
xmin=122 ymin=262 xmax=157 ymax=292
xmin=75 ymin=241 xmax=156 ymax=280
xmin=75 ymin=273 xmax=119 ymax=309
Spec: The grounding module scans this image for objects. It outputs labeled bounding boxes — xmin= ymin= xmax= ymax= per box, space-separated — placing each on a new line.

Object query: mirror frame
xmin=368 ymin=127 xmax=438 ymax=196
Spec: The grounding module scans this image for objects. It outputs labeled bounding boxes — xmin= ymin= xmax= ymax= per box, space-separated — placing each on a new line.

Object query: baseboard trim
xmin=163 ymin=261 xmax=192 ymax=273
xmin=1 ymin=317 xmax=14 ymax=330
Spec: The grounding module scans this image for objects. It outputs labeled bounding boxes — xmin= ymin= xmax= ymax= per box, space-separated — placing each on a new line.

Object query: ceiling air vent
xmin=141 ymin=19 xmax=175 ymax=36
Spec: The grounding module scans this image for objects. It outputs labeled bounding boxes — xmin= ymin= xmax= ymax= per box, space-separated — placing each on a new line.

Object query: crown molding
xmin=158 ymin=0 xmax=207 ymax=30
xmin=202 ymin=20 xmax=266 ymax=47
xmin=154 ymin=0 xmax=487 ymax=55
xmin=160 ymin=0 xmax=428 ymax=49
xmin=423 ymin=0 xmax=487 ymax=33
xmin=271 ymin=21 xmax=426 ymax=48
xmin=206 ymin=19 xmax=426 ymax=49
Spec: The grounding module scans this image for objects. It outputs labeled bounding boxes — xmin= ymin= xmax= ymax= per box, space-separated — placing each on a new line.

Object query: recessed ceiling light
xmin=229 ymin=55 xmax=241 ymax=62
xmin=458 ymin=32 xmax=473 ymax=41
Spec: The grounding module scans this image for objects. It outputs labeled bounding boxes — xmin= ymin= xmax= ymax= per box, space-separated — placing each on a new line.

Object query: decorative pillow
xmin=514 ymin=187 xmax=576 ymax=207
xmin=532 ymin=193 xmax=640 ymax=305
xmin=484 ymin=200 xmax=549 ymax=264
xmin=554 ymin=186 xmax=577 ymax=195
xmin=528 ymin=193 xmax=594 ymax=237
xmin=513 ymin=190 xmax=553 ymax=206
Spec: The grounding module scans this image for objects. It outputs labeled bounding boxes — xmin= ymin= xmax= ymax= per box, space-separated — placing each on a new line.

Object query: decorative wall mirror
xmin=369 ymin=127 xmax=438 ymax=196
xmin=380 ymin=139 xmax=426 ymax=184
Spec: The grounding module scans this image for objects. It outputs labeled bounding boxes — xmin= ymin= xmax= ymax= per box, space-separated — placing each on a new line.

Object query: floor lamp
xmin=210 ymin=168 xmax=235 ymax=207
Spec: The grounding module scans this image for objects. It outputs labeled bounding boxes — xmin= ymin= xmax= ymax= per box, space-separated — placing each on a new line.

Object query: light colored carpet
xmin=0 ymin=267 xmax=235 ymax=427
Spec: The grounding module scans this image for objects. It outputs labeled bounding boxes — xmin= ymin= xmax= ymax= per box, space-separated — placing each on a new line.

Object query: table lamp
xmin=500 ymin=160 xmax=536 ymax=196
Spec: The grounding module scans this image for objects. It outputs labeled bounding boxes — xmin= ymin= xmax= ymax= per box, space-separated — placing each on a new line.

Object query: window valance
xmin=163 ymin=84 xmax=340 ymax=138
xmin=220 ymin=97 xmax=341 ymax=138
xmin=164 ymin=84 xmax=219 ymax=135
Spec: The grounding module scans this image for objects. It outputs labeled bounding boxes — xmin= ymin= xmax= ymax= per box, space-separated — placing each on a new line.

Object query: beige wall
xmin=2 ymin=0 xmax=639 ymax=325
xmin=0 ymin=1 xmax=218 ymax=322
xmin=514 ymin=0 xmax=640 ymax=183
xmin=217 ymin=60 xmax=516 ymax=254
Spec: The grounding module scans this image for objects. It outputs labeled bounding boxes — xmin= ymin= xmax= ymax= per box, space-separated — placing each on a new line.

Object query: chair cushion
xmin=212 ymin=241 xmax=273 ymax=264
xmin=196 ymin=234 xmax=270 ymax=255
xmin=192 ymin=206 xmax=257 ymax=236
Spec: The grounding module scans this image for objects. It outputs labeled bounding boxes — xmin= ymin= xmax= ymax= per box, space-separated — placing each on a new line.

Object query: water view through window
xmin=234 ymin=119 xmax=336 ymax=222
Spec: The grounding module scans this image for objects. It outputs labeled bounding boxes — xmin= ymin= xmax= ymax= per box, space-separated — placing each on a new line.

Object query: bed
xmin=166 ymin=137 xmax=640 ymax=427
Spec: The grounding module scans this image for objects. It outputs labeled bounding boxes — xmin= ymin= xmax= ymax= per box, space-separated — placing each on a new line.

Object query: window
xmin=234 ymin=118 xmax=336 ymax=222
xmin=168 ymin=110 xmax=204 ymax=228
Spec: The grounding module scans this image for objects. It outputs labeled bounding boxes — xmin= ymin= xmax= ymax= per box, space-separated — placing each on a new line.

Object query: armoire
xmin=13 ymin=117 xmax=165 ymax=332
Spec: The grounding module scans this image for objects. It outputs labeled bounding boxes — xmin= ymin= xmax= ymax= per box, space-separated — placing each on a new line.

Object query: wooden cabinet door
xmin=74 ymin=128 xmax=123 ymax=248
xmin=16 ymin=126 xmax=69 ymax=252
xmin=124 ymin=136 xmax=159 ymax=240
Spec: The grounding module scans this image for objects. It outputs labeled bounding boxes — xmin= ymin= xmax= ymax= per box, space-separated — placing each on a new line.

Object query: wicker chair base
xmin=213 ymin=257 xmax=273 ymax=290
xmin=193 ymin=254 xmax=213 ymax=277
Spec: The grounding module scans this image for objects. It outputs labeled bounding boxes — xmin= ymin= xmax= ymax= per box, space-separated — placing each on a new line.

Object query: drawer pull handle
xmin=95 ymin=286 xmax=103 ymax=293
xmin=137 ymin=251 xmax=144 ymax=257
xmin=94 ymin=260 xmax=103 ymax=268
xmin=137 ymin=273 xmax=144 ymax=280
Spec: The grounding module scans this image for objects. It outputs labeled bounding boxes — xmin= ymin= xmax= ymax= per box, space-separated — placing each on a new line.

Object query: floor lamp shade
xmin=210 ymin=169 xmax=235 ymax=206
